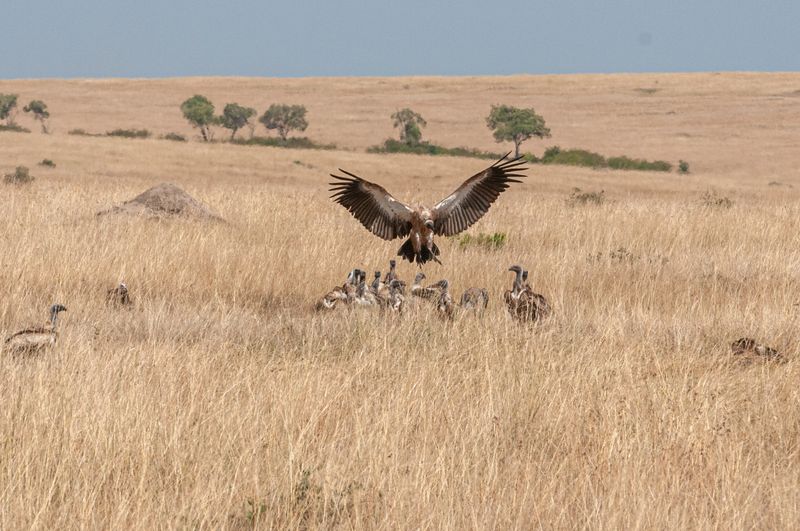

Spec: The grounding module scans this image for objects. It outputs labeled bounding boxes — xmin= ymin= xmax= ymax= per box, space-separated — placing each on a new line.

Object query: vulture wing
xmin=330 ymin=170 xmax=414 ymax=240
xmin=431 ymin=154 xmax=526 ymax=236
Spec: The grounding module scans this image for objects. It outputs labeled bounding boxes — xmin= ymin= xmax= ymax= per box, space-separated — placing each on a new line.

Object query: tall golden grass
xmin=0 ymin=73 xmax=799 ymax=528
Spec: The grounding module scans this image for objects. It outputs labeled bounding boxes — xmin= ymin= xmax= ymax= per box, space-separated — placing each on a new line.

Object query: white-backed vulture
xmin=505 ymin=265 xmax=550 ymax=323
xmin=461 ymin=287 xmax=489 ymax=312
xmin=5 ymin=304 xmax=67 ymax=355
xmin=410 ymin=272 xmax=442 ymax=301
xmin=329 ymin=154 xmax=527 ymax=265
xmin=106 ymin=281 xmax=132 ymax=307
xmin=730 ymin=337 xmax=785 ymax=363
xmin=387 ymin=279 xmax=406 ymax=313
xmin=435 ymin=280 xmax=455 ymax=320
xmin=383 ymin=259 xmax=398 ymax=284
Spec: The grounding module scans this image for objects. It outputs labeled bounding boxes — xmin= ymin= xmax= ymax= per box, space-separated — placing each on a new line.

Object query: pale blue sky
xmin=2 ymin=0 xmax=799 ymax=78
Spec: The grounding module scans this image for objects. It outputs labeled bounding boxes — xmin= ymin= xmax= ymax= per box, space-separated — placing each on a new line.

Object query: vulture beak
xmin=424 ymin=220 xmax=435 ymax=229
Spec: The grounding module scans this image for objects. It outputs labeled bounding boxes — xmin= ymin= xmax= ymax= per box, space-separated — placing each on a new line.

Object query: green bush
xmin=106 ymin=128 xmax=150 ymax=139
xmin=68 ymin=128 xmax=99 ymax=136
xmin=0 ymin=123 xmax=30 ymax=133
xmin=368 ymin=139 xmax=501 ymax=159
xmin=454 ymin=232 xmax=507 ymax=250
xmin=163 ymin=132 xmax=187 ymax=142
xmin=38 ymin=159 xmax=56 ymax=168
xmin=607 ymin=155 xmax=671 ymax=172
xmin=3 ymin=166 xmax=34 ymax=185
xmin=231 ymin=136 xmax=335 ymax=150
xmin=678 ymin=160 xmax=690 ymax=174
xmin=542 ymin=146 xmax=606 ymax=168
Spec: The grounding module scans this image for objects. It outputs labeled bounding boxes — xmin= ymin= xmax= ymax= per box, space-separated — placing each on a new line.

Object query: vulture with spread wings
xmin=329 ymin=154 xmax=527 ymax=265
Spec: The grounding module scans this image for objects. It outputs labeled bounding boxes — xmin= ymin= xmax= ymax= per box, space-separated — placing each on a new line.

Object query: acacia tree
xmin=486 ymin=104 xmax=550 ymax=158
xmin=180 ymin=95 xmax=216 ymax=141
xmin=259 ymin=104 xmax=308 ymax=140
xmin=219 ymin=103 xmax=256 ymax=140
xmin=23 ymin=100 xmax=50 ymax=133
xmin=0 ymin=94 xmax=19 ymax=126
xmin=392 ymin=108 xmax=426 ymax=145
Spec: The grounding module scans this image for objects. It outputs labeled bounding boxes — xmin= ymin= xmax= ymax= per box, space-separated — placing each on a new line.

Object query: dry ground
xmin=1 ymin=73 xmax=800 ymax=529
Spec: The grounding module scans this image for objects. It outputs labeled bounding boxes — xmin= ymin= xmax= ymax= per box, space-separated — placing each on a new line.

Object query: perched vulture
xmin=107 ymin=281 xmax=132 ymax=308
xmin=505 ymin=265 xmax=550 ymax=323
xmin=435 ymin=280 xmax=455 ymax=320
xmin=730 ymin=338 xmax=785 ymax=364
xmin=383 ymin=259 xmax=398 ymax=284
xmin=316 ymin=269 xmax=359 ymax=311
xmin=461 ymin=287 xmax=489 ymax=312
xmin=410 ymin=272 xmax=443 ymax=301
xmin=5 ymin=304 xmax=67 ymax=355
xmin=330 ymin=154 xmax=527 ymax=265
xmin=386 ymin=279 xmax=406 ymax=313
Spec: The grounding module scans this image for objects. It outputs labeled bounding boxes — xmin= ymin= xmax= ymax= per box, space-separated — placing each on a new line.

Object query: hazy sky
xmin=2 ymin=0 xmax=799 ymax=78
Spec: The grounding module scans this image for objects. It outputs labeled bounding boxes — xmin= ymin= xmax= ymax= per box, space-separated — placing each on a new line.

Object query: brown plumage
xmin=106 ymin=281 xmax=132 ymax=307
xmin=386 ymin=279 xmax=406 ymax=313
xmin=730 ymin=338 xmax=785 ymax=364
xmin=329 ymin=154 xmax=527 ymax=265
xmin=505 ymin=265 xmax=550 ymax=323
xmin=410 ymin=272 xmax=443 ymax=301
xmin=5 ymin=304 xmax=67 ymax=355
xmin=435 ymin=280 xmax=455 ymax=320
xmin=316 ymin=269 xmax=360 ymax=311
xmin=460 ymin=287 xmax=489 ymax=312
xmin=383 ymin=259 xmax=398 ymax=284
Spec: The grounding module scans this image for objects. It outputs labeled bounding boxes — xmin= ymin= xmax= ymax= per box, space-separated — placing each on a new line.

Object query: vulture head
xmin=49 ymin=304 xmax=68 ymax=327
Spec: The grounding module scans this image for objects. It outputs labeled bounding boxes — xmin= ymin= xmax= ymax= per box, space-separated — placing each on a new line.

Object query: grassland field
xmin=1 ymin=73 xmax=800 ymax=529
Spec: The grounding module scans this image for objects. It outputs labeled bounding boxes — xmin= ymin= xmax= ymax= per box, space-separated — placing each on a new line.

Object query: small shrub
xmin=678 ymin=160 xmax=690 ymax=174
xmin=455 ymin=232 xmax=507 ymax=250
xmin=163 ymin=132 xmax=187 ymax=142
xmin=106 ymin=128 xmax=150 ymax=139
xmin=368 ymin=139 xmax=501 ymax=159
xmin=38 ymin=159 xmax=56 ymax=168
xmin=232 ymin=136 xmax=335 ymax=150
xmin=701 ymin=190 xmax=733 ymax=208
xmin=607 ymin=155 xmax=671 ymax=172
xmin=0 ymin=123 xmax=30 ymax=133
xmin=567 ymin=187 xmax=605 ymax=206
xmin=3 ymin=166 xmax=34 ymax=185
xmin=542 ymin=146 xmax=607 ymax=168
xmin=68 ymin=128 xmax=98 ymax=136
xmin=635 ymin=87 xmax=660 ymax=95
xmin=768 ymin=181 xmax=793 ymax=188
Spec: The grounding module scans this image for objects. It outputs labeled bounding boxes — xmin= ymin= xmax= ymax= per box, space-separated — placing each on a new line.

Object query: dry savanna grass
xmin=1 ymin=73 xmax=800 ymax=529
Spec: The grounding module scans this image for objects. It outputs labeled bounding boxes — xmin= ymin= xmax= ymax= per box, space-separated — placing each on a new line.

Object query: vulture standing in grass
xmin=505 ymin=265 xmax=550 ymax=323
xmin=316 ymin=270 xmax=358 ymax=311
xmin=436 ymin=280 xmax=455 ymax=319
xmin=106 ymin=281 xmax=132 ymax=307
xmin=461 ymin=287 xmax=489 ymax=312
xmin=370 ymin=271 xmax=383 ymax=295
xmin=386 ymin=279 xmax=406 ymax=313
xmin=384 ymin=259 xmax=398 ymax=284
xmin=730 ymin=338 xmax=785 ymax=363
xmin=5 ymin=304 xmax=67 ymax=355
xmin=330 ymin=154 xmax=527 ymax=265
xmin=410 ymin=272 xmax=442 ymax=301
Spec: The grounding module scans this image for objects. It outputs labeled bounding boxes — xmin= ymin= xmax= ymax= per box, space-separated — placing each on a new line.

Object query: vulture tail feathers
xmin=397 ymin=239 xmax=416 ymax=263
xmin=396 ymin=239 xmax=442 ymax=265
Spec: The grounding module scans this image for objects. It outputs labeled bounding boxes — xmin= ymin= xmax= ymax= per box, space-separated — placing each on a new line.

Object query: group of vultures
xmin=315 ymin=259 xmax=551 ymax=322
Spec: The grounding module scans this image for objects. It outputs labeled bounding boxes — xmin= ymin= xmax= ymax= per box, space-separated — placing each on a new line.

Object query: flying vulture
xmin=330 ymin=154 xmax=527 ymax=265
